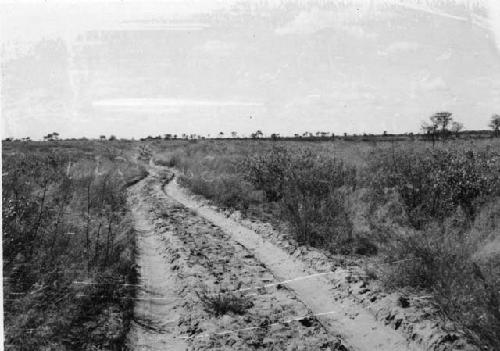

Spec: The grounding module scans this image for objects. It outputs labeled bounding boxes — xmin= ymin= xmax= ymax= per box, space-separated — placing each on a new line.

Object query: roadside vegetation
xmin=197 ymin=285 xmax=253 ymax=317
xmin=2 ymin=140 xmax=147 ymax=350
xmin=156 ymin=137 xmax=500 ymax=349
xmin=3 ymin=128 xmax=499 ymax=349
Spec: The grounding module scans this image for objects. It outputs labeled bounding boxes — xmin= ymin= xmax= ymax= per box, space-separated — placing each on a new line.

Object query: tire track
xmin=129 ymin=172 xmax=346 ymax=350
xmin=163 ymin=171 xmax=423 ymax=351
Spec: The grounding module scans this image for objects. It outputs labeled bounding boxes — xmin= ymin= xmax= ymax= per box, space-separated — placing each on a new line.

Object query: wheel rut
xmin=162 ymin=170 xmax=423 ymax=351
xmin=128 ymin=171 xmax=346 ymax=350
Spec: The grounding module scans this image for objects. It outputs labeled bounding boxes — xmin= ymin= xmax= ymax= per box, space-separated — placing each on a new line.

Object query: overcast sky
xmin=1 ymin=0 xmax=500 ymax=139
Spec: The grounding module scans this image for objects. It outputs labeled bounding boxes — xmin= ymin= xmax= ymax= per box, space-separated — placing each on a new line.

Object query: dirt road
xmin=127 ymin=168 xmax=422 ymax=350
xmin=127 ymin=185 xmax=188 ymax=350
xmin=128 ymin=170 xmax=343 ymax=350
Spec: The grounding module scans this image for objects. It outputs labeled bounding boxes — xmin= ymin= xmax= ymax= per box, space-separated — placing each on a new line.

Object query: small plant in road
xmin=197 ymin=285 xmax=253 ymax=316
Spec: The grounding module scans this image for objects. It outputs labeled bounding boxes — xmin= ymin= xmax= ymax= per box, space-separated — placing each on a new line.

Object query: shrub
xmin=154 ymin=152 xmax=182 ymax=167
xmin=3 ymin=145 xmax=138 ymax=350
xmin=368 ymin=147 xmax=500 ymax=228
xmin=196 ymin=286 xmax=253 ymax=316
xmin=178 ymin=174 xmax=257 ymax=210
xmin=243 ymin=146 xmax=291 ymax=201
xmin=243 ymin=146 xmax=359 ymax=252
xmin=369 ymin=146 xmax=500 ymax=348
xmin=162 ymin=140 xmax=500 ymax=347
xmin=384 ymin=226 xmax=500 ymax=349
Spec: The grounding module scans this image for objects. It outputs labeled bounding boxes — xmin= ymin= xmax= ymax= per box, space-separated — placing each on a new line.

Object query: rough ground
xmin=128 ymin=169 xmax=344 ymax=350
xmin=127 ymin=167 xmax=476 ymax=351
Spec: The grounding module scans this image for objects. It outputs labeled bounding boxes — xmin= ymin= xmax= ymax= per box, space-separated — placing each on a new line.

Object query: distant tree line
xmin=4 ymin=113 xmax=500 ymax=142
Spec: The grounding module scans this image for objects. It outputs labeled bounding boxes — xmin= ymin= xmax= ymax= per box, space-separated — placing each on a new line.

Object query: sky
xmin=1 ymin=0 xmax=500 ymax=139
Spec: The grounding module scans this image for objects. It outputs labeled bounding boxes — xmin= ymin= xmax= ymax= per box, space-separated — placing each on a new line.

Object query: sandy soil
xmin=164 ymin=176 xmax=420 ymax=351
xmin=127 ymin=179 xmax=188 ymax=350
xmin=128 ymin=170 xmax=345 ymax=350
xmin=128 ymin=166 xmax=477 ymax=351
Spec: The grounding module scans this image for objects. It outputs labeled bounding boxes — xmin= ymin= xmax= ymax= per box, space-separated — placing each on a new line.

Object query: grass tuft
xmin=196 ymin=286 xmax=253 ymax=316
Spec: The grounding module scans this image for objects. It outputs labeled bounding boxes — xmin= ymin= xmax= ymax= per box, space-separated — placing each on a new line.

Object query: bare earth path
xmin=128 ymin=168 xmax=423 ymax=350
xmin=127 ymin=178 xmax=188 ymax=350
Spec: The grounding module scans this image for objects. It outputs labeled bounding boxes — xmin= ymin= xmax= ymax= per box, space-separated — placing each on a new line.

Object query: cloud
xmin=343 ymin=25 xmax=378 ymax=39
xmin=389 ymin=41 xmax=420 ymax=53
xmin=286 ymin=83 xmax=377 ymax=111
xmin=420 ymin=77 xmax=448 ymax=91
xmin=116 ymin=22 xmax=211 ymax=31
xmin=380 ymin=41 xmax=420 ymax=56
xmin=275 ymin=6 xmax=380 ymax=38
xmin=436 ymin=49 xmax=453 ymax=61
xmin=92 ymin=98 xmax=262 ymax=109
xmin=410 ymin=73 xmax=449 ymax=95
xmin=488 ymin=0 xmax=500 ymax=52
xmin=196 ymin=40 xmax=236 ymax=57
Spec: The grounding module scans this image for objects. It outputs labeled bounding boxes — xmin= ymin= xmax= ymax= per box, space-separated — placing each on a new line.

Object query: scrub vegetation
xmin=156 ymin=138 xmax=500 ymax=349
xmin=3 ymin=140 xmax=147 ymax=350
xmin=3 ymin=136 xmax=499 ymax=349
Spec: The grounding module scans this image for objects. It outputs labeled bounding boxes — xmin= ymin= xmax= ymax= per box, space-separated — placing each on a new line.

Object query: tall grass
xmin=156 ymin=138 xmax=500 ymax=348
xmin=243 ymin=146 xmax=358 ymax=251
xmin=3 ymin=142 xmax=147 ymax=350
xmin=367 ymin=145 xmax=500 ymax=348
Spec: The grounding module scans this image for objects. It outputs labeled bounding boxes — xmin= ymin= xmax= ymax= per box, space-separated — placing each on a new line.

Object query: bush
xmin=3 ymin=145 xmax=138 ymax=350
xmin=243 ymin=146 xmax=291 ymax=202
xmin=161 ymin=140 xmax=500 ymax=347
xmin=385 ymin=226 xmax=500 ymax=349
xmin=368 ymin=145 xmax=500 ymax=348
xmin=178 ymin=173 xmax=257 ymax=210
xmin=197 ymin=286 xmax=253 ymax=316
xmin=368 ymin=147 xmax=500 ymax=229
xmin=244 ymin=146 xmax=359 ymax=252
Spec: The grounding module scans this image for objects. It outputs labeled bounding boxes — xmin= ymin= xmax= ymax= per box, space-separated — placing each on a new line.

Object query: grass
xmin=153 ymin=137 xmax=500 ymax=349
xmin=5 ymin=137 xmax=499 ymax=349
xmin=196 ymin=285 xmax=253 ymax=316
xmin=2 ymin=140 xmax=147 ymax=350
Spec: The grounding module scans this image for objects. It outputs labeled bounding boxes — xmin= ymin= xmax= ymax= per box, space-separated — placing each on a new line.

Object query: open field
xmin=153 ymin=137 xmax=500 ymax=349
xmin=3 ymin=0 xmax=500 ymax=349
xmin=3 ymin=137 xmax=500 ymax=350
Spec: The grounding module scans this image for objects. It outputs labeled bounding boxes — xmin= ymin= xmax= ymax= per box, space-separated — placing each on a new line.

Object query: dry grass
xmin=196 ymin=286 xmax=253 ymax=316
xmin=3 ymin=141 xmax=144 ymax=350
xmin=154 ymin=138 xmax=500 ymax=349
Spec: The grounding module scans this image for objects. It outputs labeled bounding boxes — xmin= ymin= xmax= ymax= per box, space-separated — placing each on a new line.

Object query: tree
xmin=450 ymin=121 xmax=463 ymax=138
xmin=270 ymin=133 xmax=279 ymax=140
xmin=489 ymin=114 xmax=500 ymax=137
xmin=430 ymin=111 xmax=453 ymax=139
xmin=44 ymin=132 xmax=60 ymax=141
xmin=421 ymin=121 xmax=437 ymax=146
xmin=231 ymin=131 xmax=238 ymax=138
xmin=251 ymin=130 xmax=263 ymax=139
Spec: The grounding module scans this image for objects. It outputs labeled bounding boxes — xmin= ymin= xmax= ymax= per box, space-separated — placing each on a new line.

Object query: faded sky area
xmin=1 ymin=0 xmax=500 ymax=139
